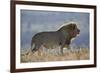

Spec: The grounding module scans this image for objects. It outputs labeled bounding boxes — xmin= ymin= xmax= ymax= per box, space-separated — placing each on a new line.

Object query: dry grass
xmin=21 ymin=48 xmax=89 ymax=63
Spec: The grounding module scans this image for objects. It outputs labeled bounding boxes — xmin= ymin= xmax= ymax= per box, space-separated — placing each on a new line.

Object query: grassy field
xmin=21 ymin=48 xmax=89 ymax=63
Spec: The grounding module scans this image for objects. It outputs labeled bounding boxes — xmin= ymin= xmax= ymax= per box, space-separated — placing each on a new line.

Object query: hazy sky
xmin=21 ymin=10 xmax=90 ymax=49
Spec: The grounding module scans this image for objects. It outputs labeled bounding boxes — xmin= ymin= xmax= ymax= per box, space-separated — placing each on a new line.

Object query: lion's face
xmin=68 ymin=24 xmax=80 ymax=38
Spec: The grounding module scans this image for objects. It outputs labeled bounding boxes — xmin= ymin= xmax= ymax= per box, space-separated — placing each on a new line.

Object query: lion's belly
xmin=43 ymin=41 xmax=60 ymax=49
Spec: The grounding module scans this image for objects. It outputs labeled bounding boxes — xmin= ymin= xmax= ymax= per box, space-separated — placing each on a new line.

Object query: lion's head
xmin=58 ymin=22 xmax=80 ymax=38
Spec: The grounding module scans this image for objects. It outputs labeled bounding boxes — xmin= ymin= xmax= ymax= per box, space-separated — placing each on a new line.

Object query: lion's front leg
xmin=60 ymin=42 xmax=66 ymax=55
xmin=67 ymin=45 xmax=70 ymax=49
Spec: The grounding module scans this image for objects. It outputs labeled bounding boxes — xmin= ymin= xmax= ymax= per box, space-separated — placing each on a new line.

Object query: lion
xmin=31 ymin=22 xmax=80 ymax=55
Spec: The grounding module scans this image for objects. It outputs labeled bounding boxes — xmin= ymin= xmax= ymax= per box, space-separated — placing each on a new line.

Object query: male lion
xmin=31 ymin=22 xmax=80 ymax=55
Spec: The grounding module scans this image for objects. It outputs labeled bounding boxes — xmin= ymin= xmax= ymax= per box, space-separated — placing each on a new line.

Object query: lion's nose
xmin=78 ymin=29 xmax=80 ymax=32
xmin=78 ymin=29 xmax=80 ymax=34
